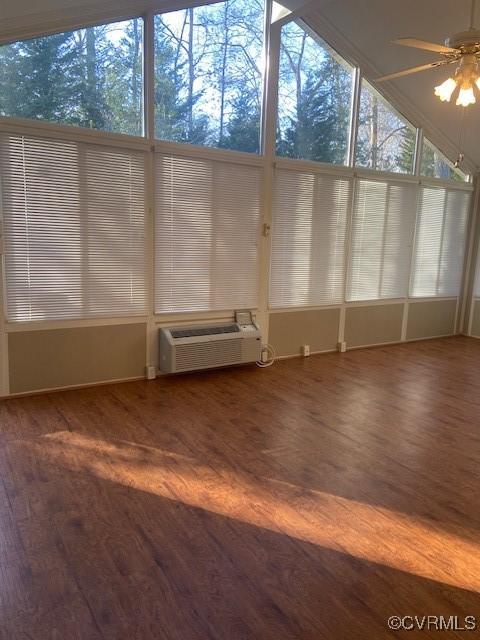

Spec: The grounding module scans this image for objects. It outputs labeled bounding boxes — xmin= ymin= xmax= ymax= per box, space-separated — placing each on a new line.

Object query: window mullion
xmin=413 ymin=128 xmax=423 ymax=177
xmin=144 ymin=11 xmax=155 ymax=142
xmin=261 ymin=3 xmax=280 ymax=159
xmin=347 ymin=67 xmax=361 ymax=168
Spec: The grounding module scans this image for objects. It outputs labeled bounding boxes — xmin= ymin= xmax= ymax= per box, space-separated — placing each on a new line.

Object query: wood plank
xmin=0 ymin=336 xmax=479 ymax=638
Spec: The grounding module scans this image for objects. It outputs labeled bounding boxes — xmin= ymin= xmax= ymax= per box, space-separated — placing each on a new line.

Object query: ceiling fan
xmin=377 ymin=0 xmax=480 ymax=106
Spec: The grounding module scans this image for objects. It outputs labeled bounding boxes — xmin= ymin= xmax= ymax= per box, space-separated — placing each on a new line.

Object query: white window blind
xmin=410 ymin=186 xmax=470 ymax=298
xmin=0 ymin=134 xmax=146 ymax=322
xmin=269 ymin=168 xmax=351 ymax=308
xmin=155 ymin=154 xmax=261 ymax=313
xmin=347 ymin=178 xmax=417 ymax=301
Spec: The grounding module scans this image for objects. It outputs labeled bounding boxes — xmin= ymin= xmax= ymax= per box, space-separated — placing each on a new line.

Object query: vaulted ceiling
xmin=301 ymin=0 xmax=479 ymax=173
xmin=0 ymin=0 xmax=478 ymax=172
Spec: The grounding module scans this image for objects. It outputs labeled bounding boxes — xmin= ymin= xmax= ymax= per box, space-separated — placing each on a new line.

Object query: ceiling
xmin=0 ymin=0 xmax=478 ymax=171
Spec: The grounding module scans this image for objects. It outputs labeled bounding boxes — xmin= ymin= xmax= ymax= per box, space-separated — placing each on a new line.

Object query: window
xmin=421 ymin=138 xmax=468 ymax=182
xmin=155 ymin=154 xmax=261 ymax=312
xmin=0 ymin=20 xmax=144 ymax=136
xmin=154 ymin=0 xmax=265 ymax=153
xmin=276 ymin=21 xmax=353 ymax=165
xmin=410 ymin=187 xmax=470 ymax=297
xmin=270 ymin=168 xmax=351 ymax=307
xmin=347 ymin=179 xmax=417 ymax=301
xmin=355 ymin=80 xmax=416 ymax=174
xmin=0 ymin=134 xmax=146 ymax=321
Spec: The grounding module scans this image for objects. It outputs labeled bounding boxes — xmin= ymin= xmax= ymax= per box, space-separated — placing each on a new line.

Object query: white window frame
xmin=0 ymin=0 xmax=476 ymax=398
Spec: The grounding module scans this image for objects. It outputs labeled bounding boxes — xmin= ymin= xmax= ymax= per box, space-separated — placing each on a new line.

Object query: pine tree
xmin=0 ymin=32 xmax=78 ymax=123
xmin=398 ymin=127 xmax=416 ymax=173
xmin=0 ymin=23 xmax=147 ymax=134
xmin=280 ymin=57 xmax=351 ymax=164
xmin=220 ymin=91 xmax=260 ymax=152
xmin=74 ymin=26 xmax=109 ymax=130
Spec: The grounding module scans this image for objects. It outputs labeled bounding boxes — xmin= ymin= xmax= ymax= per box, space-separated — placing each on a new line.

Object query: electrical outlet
xmin=261 ymin=347 xmax=269 ymax=363
xmin=146 ymin=365 xmax=157 ymax=380
xmin=301 ymin=344 xmax=310 ymax=357
xmin=338 ymin=341 xmax=347 ymax=353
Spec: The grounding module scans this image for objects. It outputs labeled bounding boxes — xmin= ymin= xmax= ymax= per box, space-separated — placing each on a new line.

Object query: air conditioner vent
xmin=175 ymin=339 xmax=243 ymax=371
xmin=170 ymin=324 xmax=240 ymax=339
xmin=159 ymin=322 xmax=262 ymax=374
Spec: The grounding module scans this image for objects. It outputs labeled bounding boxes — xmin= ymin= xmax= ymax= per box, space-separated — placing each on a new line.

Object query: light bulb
xmin=456 ymin=85 xmax=476 ymax=107
xmin=434 ymin=77 xmax=457 ymax=102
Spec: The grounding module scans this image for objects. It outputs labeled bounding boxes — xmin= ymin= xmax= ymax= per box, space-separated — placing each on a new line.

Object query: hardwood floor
xmin=1 ymin=336 xmax=480 ymax=639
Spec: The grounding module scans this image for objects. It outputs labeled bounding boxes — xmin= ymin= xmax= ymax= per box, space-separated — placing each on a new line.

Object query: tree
xmin=152 ymin=0 xmax=264 ymax=150
xmin=210 ymin=0 xmax=263 ymax=151
xmin=0 ymin=32 xmax=78 ymax=123
xmin=357 ymin=84 xmax=415 ymax=173
xmin=154 ymin=14 xmax=210 ymax=144
xmin=420 ymin=143 xmax=463 ymax=181
xmin=0 ymin=21 xmax=145 ymax=135
xmin=220 ymin=91 xmax=260 ymax=152
xmin=71 ymin=26 xmax=109 ymax=130
xmin=398 ymin=127 xmax=416 ymax=174
xmin=105 ymin=19 xmax=144 ymax=135
xmin=0 ymin=2 xmax=265 ymax=148
xmin=277 ymin=23 xmax=352 ymax=164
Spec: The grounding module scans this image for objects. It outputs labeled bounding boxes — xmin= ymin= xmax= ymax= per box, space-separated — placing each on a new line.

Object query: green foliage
xmin=220 ymin=91 xmax=260 ymax=153
xmin=153 ymin=0 xmax=264 ymax=152
xmin=279 ymin=58 xmax=351 ymax=164
xmin=2 ymin=5 xmax=450 ymax=176
xmin=0 ymin=21 xmax=144 ymax=135
xmin=103 ymin=19 xmax=143 ymax=135
xmin=0 ymin=32 xmax=78 ymax=123
xmin=276 ymin=23 xmax=352 ymax=165
xmin=0 ymin=0 xmax=265 ymax=150
xmin=397 ymin=127 xmax=416 ymax=174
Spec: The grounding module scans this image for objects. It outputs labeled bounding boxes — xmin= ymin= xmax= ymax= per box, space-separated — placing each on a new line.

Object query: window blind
xmin=269 ymin=168 xmax=351 ymax=308
xmin=410 ymin=186 xmax=470 ymax=298
xmin=155 ymin=154 xmax=261 ymax=313
xmin=347 ymin=178 xmax=417 ymax=301
xmin=0 ymin=134 xmax=146 ymax=322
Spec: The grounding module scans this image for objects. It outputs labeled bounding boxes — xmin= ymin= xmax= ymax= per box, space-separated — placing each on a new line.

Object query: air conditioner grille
xmin=175 ymin=339 xmax=242 ymax=371
xmin=171 ymin=324 xmax=240 ymax=339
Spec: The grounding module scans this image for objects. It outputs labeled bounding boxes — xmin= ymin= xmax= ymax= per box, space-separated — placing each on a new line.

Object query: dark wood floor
xmin=1 ymin=336 xmax=480 ymax=639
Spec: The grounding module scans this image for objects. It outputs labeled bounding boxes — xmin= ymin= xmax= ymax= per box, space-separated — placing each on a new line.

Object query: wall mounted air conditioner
xmin=159 ymin=322 xmax=262 ymax=373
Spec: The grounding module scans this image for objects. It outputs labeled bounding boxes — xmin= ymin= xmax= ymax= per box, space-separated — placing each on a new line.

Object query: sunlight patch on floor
xmin=30 ymin=430 xmax=480 ymax=594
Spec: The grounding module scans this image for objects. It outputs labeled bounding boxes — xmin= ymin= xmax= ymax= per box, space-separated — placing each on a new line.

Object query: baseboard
xmin=1 ymin=375 xmax=146 ymax=400
xmin=345 ymin=338 xmax=403 ymax=351
xmin=275 ymin=333 xmax=461 ymax=361
xmin=276 ymin=348 xmax=337 ymax=360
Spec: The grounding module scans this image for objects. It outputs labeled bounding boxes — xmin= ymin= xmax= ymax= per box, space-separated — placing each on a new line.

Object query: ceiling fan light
xmin=456 ymin=85 xmax=476 ymax=106
xmin=434 ymin=77 xmax=457 ymax=102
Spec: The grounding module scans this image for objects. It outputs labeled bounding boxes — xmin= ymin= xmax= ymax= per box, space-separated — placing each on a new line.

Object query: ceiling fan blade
xmin=392 ymin=38 xmax=458 ymax=54
xmin=376 ymin=60 xmax=453 ymax=82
